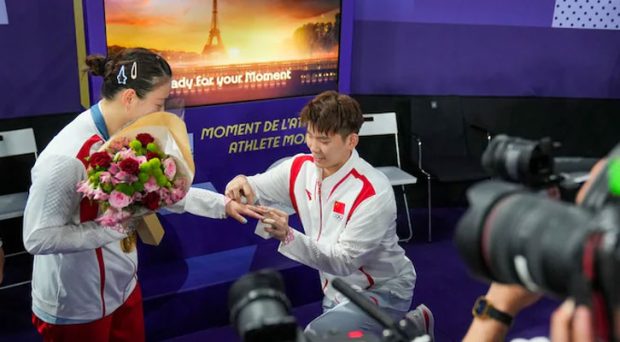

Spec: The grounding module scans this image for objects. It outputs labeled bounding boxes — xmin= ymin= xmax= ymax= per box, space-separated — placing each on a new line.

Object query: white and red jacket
xmin=23 ymin=109 xmax=227 ymax=323
xmin=248 ymin=151 xmax=416 ymax=309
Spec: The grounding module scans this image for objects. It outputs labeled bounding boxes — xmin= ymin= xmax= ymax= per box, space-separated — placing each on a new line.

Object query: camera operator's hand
xmin=225 ymin=175 xmax=256 ymax=205
xmin=251 ymin=205 xmax=290 ymax=242
xmin=575 ymin=158 xmax=607 ymax=205
xmin=551 ymin=300 xmax=594 ymax=342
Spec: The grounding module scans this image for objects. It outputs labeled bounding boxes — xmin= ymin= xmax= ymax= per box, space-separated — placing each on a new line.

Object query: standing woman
xmin=23 ymin=48 xmax=257 ymax=341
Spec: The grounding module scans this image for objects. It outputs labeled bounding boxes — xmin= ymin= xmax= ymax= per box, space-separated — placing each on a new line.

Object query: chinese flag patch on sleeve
xmin=333 ymin=201 xmax=345 ymax=215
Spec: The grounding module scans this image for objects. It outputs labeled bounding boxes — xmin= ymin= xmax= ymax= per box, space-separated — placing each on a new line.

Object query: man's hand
xmin=226 ymin=200 xmax=263 ymax=224
xmin=551 ymin=300 xmax=594 ymax=342
xmin=225 ymin=175 xmax=256 ymax=205
xmin=252 ymin=206 xmax=290 ymax=242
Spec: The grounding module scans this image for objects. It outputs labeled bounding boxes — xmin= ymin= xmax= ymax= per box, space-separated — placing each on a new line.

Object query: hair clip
xmin=130 ymin=61 xmax=137 ymax=80
xmin=117 ymin=65 xmax=128 ymax=85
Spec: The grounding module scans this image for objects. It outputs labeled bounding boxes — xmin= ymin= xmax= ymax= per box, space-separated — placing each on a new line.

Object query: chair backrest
xmin=359 ymin=113 xmax=402 ymax=168
xmin=0 ymin=128 xmax=37 ymax=158
xmin=359 ymin=112 xmax=398 ymax=137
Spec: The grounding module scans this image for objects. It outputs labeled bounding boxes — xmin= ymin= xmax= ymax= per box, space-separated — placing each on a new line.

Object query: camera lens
xmin=482 ymin=135 xmax=554 ymax=187
xmin=455 ymin=180 xmax=594 ymax=298
xmin=228 ymin=269 xmax=299 ymax=342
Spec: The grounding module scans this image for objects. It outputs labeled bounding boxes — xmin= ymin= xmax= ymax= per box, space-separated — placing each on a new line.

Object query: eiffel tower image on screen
xmin=201 ymin=0 xmax=226 ymax=55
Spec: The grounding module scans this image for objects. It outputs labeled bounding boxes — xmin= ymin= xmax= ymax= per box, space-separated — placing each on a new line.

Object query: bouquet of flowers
xmin=77 ymin=112 xmax=195 ymax=242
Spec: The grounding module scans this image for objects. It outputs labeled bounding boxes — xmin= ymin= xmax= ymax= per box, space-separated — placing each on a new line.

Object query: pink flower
xmin=108 ymin=137 xmax=132 ymax=153
xmin=108 ymin=163 xmax=121 ymax=175
xmin=96 ymin=207 xmax=131 ymax=227
xmin=109 ymin=190 xmax=133 ymax=209
xmin=144 ymin=176 xmax=160 ymax=192
xmin=132 ymin=192 xmax=143 ymax=202
xmin=99 ymin=172 xmax=112 ymax=184
xmin=135 ymin=156 xmax=147 ymax=164
xmin=163 ymin=158 xmax=177 ymax=179
xmin=77 ymin=181 xmax=95 ymax=197
xmin=171 ymin=187 xmax=187 ymax=203
xmin=114 ymin=171 xmax=138 ymax=183
xmin=159 ymin=187 xmax=173 ymax=206
xmin=174 ymin=178 xmax=189 ymax=191
xmin=118 ymin=148 xmax=137 ymax=160
xmin=92 ymin=189 xmax=109 ymax=201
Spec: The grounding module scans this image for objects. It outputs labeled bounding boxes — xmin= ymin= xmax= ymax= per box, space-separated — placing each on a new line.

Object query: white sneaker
xmin=405 ymin=304 xmax=435 ymax=341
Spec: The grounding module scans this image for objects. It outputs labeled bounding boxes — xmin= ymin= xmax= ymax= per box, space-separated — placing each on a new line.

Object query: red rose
xmin=119 ymin=158 xmax=140 ymax=175
xmin=136 ymin=133 xmax=155 ymax=147
xmin=143 ymin=191 xmax=161 ymax=210
xmin=146 ymin=151 xmax=159 ymax=161
xmin=89 ymin=151 xmax=112 ymax=169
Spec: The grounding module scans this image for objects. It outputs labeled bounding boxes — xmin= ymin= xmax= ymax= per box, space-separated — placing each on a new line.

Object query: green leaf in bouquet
xmin=132 ymin=182 xmax=145 ymax=192
xmin=115 ymin=183 xmax=135 ymax=196
xmin=89 ymin=174 xmax=99 ymax=186
xmin=102 ymin=183 xmax=113 ymax=193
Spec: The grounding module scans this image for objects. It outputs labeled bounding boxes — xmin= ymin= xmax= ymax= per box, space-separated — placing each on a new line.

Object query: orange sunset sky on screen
xmin=104 ymin=0 xmax=340 ymax=63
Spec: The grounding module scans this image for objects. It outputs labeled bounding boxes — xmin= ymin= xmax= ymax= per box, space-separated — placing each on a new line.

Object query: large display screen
xmin=103 ymin=0 xmax=342 ymax=106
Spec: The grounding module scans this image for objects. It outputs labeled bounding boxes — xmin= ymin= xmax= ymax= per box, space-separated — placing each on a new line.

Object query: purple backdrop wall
xmin=3 ymin=0 xmax=620 ymax=120
xmin=0 ymin=0 xmax=83 ymax=119
xmin=351 ymin=0 xmax=620 ymax=99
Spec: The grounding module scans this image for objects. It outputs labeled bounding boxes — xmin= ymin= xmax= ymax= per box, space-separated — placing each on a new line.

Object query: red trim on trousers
xmin=359 ymin=266 xmax=375 ymax=289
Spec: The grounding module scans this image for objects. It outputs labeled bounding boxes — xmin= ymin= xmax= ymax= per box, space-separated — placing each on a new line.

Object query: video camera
xmin=480 ymin=134 xmax=595 ymax=201
xmin=455 ymin=134 xmax=620 ymax=341
xmin=228 ymin=269 xmax=431 ymax=342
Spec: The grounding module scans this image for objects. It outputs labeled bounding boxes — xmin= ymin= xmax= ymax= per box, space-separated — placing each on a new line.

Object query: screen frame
xmin=82 ymin=0 xmax=353 ymax=106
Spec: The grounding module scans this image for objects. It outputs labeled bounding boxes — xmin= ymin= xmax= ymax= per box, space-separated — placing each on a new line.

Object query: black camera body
xmin=481 ymin=134 xmax=593 ymax=202
xmin=455 ymin=134 xmax=620 ymax=341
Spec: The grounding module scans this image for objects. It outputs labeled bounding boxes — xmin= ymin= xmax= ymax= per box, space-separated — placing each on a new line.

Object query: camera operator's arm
xmin=264 ymin=189 xmax=393 ymax=276
xmin=463 ymin=283 xmax=541 ymax=342
xmin=575 ymin=158 xmax=607 ymax=205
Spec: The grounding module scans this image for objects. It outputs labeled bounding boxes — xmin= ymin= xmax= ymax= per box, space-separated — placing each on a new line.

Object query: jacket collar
xmin=317 ymin=149 xmax=359 ymax=191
